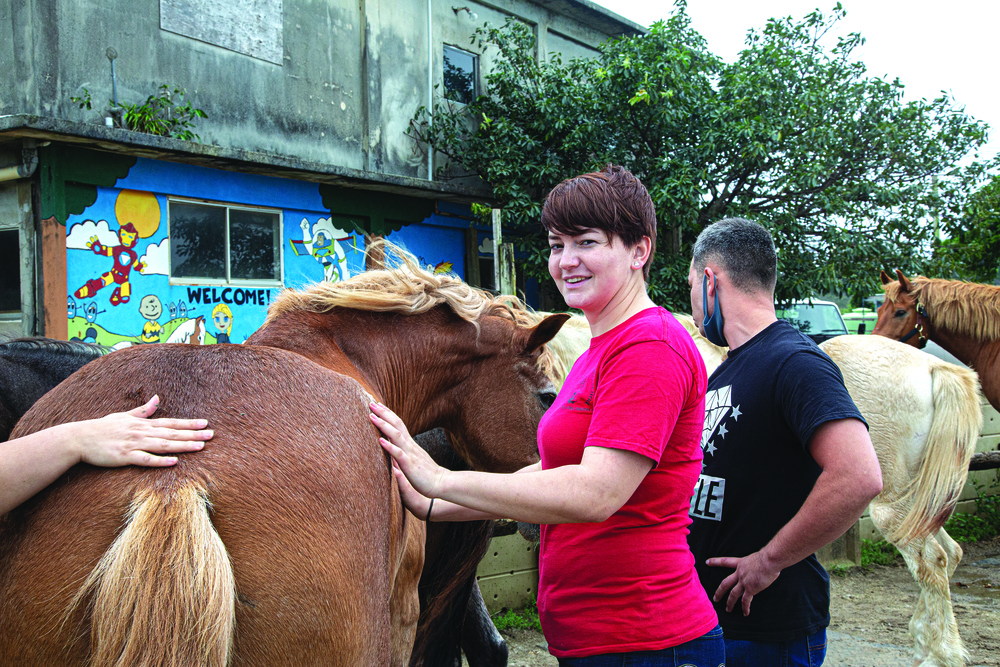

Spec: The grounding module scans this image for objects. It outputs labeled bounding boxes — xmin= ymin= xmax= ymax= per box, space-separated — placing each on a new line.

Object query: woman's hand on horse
xmin=370 ymin=402 xmax=447 ymax=498
xmin=388 ymin=460 xmax=433 ymax=519
xmin=75 ymin=395 xmax=213 ymax=468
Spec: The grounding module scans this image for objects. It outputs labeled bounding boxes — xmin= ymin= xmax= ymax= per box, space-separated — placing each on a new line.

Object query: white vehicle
xmin=774 ymin=298 xmax=849 ymax=344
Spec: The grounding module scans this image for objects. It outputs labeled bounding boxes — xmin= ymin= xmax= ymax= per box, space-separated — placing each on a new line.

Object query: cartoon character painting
xmin=139 ymin=295 xmax=163 ymax=343
xmin=291 ymin=217 xmax=353 ymax=283
xmin=212 ymin=303 xmax=233 ymax=344
xmin=73 ymin=222 xmax=147 ymax=306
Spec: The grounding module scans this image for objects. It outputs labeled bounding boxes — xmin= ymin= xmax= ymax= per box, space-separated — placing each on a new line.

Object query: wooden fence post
xmin=491 ymin=208 xmax=515 ymax=295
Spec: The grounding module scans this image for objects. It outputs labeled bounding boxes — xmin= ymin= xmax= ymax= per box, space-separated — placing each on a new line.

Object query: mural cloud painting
xmin=139 ymin=239 xmax=170 ymax=276
xmin=66 ymin=220 xmax=119 ymax=250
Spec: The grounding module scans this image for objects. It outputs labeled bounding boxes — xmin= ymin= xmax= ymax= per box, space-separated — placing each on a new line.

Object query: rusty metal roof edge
xmin=0 ymin=114 xmax=494 ymax=203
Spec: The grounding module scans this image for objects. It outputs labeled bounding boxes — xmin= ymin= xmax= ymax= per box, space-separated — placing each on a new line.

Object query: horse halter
xmin=898 ymin=302 xmax=928 ymax=348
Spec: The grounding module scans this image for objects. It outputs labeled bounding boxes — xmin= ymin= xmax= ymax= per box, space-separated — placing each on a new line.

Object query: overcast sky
xmin=590 ymin=0 xmax=999 ymax=164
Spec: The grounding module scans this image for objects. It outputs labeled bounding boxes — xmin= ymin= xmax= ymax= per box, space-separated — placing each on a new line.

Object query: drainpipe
xmin=426 ymin=0 xmax=434 ymax=181
xmin=0 ymin=140 xmax=39 ymax=183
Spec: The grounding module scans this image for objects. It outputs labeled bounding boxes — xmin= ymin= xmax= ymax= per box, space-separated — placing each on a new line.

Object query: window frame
xmin=442 ymin=43 xmax=480 ymax=105
xmin=166 ymin=196 xmax=285 ymax=288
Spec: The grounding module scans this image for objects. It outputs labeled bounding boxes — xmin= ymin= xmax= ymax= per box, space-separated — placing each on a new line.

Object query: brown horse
xmin=0 ymin=247 xmax=567 ymax=666
xmin=873 ymin=269 xmax=1000 ymax=413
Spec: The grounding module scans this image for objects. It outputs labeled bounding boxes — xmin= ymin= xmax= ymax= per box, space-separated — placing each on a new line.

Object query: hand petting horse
xmin=0 ymin=242 xmax=567 ymax=667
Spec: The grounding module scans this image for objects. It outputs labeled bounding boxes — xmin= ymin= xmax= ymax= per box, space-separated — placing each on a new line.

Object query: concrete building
xmin=0 ymin=0 xmax=642 ymax=343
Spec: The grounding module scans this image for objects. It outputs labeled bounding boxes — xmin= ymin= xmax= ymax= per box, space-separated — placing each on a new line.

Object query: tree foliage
xmin=409 ymin=3 xmax=992 ymax=309
xmin=937 ymin=172 xmax=1000 ymax=284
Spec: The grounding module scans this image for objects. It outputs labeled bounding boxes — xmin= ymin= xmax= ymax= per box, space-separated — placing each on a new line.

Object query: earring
xmin=633 ymin=262 xmax=641 ymax=268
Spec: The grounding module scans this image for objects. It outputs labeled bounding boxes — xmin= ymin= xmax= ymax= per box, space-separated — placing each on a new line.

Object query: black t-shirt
xmin=687 ymin=320 xmax=865 ymax=642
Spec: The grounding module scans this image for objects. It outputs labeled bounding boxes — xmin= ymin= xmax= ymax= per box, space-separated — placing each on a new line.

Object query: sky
xmin=589 ymin=0 xmax=1000 ymax=164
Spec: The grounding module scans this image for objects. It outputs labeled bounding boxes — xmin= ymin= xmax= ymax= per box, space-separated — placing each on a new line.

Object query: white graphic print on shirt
xmin=690 ymin=385 xmax=741 ymax=522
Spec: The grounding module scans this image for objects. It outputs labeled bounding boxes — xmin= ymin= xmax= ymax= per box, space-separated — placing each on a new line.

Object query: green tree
xmin=937 ymin=171 xmax=1000 ymax=284
xmin=409 ymin=3 xmax=991 ymax=309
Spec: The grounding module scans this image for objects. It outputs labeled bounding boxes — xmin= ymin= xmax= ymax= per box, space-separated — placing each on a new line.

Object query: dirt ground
xmin=497 ymin=536 xmax=1000 ymax=667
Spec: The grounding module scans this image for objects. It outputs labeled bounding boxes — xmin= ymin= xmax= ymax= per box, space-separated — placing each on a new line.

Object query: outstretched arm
xmin=0 ymin=396 xmax=213 ymax=515
xmin=370 ymin=402 xmax=653 ymax=525
xmin=708 ymin=418 xmax=882 ymax=616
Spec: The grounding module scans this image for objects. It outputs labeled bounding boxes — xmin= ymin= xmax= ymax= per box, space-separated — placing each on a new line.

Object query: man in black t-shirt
xmin=686 ymin=218 xmax=882 ymax=666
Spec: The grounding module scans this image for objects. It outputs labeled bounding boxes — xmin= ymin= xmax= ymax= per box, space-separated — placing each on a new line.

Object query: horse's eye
xmin=895 ymin=309 xmax=908 ymax=318
xmin=538 ymin=391 xmax=557 ymax=411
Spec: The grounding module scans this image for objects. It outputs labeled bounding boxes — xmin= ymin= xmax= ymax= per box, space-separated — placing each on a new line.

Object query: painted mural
xmin=65 ymin=158 xmax=366 ymax=347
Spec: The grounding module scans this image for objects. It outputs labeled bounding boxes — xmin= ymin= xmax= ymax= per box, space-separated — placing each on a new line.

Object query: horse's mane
xmin=0 ymin=337 xmax=108 ymax=359
xmin=265 ymin=240 xmax=533 ymax=333
xmin=886 ymin=277 xmax=1000 ymax=342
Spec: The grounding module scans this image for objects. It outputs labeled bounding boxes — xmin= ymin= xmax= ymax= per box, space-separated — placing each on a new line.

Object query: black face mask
xmin=702 ymin=273 xmax=728 ymax=348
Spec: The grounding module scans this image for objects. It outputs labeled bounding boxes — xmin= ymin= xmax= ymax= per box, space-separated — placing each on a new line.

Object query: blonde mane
xmin=265 ymin=240 xmax=531 ymax=329
xmin=885 ymin=276 xmax=1000 ymax=342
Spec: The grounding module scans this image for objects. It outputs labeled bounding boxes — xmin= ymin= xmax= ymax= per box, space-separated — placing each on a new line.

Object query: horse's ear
xmin=880 ymin=270 xmax=893 ymax=285
xmin=895 ymin=269 xmax=914 ymax=292
xmin=523 ymin=313 xmax=571 ymax=353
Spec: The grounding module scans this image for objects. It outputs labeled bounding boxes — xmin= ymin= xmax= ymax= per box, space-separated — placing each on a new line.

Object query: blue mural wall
xmin=63 ymin=157 xmax=536 ymax=348
xmin=65 ymin=158 xmax=366 ymax=347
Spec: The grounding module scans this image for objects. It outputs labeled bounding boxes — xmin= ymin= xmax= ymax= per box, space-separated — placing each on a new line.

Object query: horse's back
xmin=1 ymin=344 xmax=397 ymax=666
xmin=821 ymin=335 xmax=937 ymax=441
xmin=821 ymin=335 xmax=981 ymax=539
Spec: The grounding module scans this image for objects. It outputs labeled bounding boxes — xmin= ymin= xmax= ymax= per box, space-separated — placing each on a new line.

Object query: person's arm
xmin=371 ymin=402 xmax=653 ymax=524
xmin=707 ymin=417 xmax=882 ymax=615
xmin=0 ymin=395 xmax=212 ymax=515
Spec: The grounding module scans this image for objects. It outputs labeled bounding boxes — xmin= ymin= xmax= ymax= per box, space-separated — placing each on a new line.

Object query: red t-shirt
xmin=536 ymin=307 xmax=718 ymax=658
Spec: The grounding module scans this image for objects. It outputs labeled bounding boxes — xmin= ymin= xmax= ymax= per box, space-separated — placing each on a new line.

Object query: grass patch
xmin=944 ymin=475 xmax=1000 ymax=543
xmin=860 ymin=538 xmax=901 ymax=568
xmin=492 ymin=598 xmax=542 ymax=633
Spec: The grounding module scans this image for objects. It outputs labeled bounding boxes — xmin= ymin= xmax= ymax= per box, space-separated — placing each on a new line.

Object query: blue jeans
xmin=556 ymin=624 xmax=725 ymax=667
xmin=724 ymin=629 xmax=827 ymax=667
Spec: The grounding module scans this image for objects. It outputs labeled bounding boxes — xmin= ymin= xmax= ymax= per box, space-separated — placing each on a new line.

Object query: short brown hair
xmin=540 ymin=164 xmax=657 ymax=279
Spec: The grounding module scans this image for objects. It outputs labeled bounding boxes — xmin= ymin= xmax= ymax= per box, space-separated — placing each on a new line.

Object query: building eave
xmin=0 ymin=114 xmax=494 ymax=204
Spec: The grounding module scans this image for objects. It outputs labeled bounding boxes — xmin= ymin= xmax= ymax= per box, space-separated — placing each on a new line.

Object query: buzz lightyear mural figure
xmin=291 ymin=217 xmax=353 ymax=283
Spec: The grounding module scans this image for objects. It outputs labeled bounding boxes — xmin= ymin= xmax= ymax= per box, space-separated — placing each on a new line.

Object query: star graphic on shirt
xmin=706 ymin=441 xmax=717 ymax=456
xmin=717 ymin=421 xmax=728 ymax=439
xmin=730 ymin=404 xmax=742 ymax=421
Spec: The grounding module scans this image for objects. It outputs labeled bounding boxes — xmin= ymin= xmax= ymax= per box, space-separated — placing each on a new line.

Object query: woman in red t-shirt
xmin=371 ymin=165 xmax=722 ymax=665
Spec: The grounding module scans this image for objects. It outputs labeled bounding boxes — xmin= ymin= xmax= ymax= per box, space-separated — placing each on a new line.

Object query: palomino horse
xmin=0 ymin=246 xmax=567 ymax=666
xmin=0 ymin=338 xmax=106 ymax=441
xmin=874 ymin=269 xmax=1000 ymax=414
xmin=821 ymin=335 xmax=980 ymax=667
xmin=514 ymin=312 xmax=981 ymax=667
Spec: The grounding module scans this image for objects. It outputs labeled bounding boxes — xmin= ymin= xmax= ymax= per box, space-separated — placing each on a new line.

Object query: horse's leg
xmin=462 ymin=579 xmax=509 ymax=667
xmin=389 ymin=511 xmax=426 ymax=667
xmin=937 ymin=528 xmax=963 ymax=580
xmin=898 ymin=534 xmax=968 ymax=667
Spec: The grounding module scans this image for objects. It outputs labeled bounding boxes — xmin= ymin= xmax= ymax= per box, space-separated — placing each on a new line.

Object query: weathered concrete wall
xmin=1 ymin=0 xmax=635 ymax=186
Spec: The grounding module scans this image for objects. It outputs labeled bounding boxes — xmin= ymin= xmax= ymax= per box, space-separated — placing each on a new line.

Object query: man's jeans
xmin=724 ymin=628 xmax=827 ymax=667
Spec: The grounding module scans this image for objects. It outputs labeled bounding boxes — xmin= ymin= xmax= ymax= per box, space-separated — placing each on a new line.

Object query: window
xmin=169 ymin=199 xmax=281 ymax=284
xmin=443 ymin=45 xmax=479 ymax=104
xmin=0 ymin=230 xmax=19 ymax=314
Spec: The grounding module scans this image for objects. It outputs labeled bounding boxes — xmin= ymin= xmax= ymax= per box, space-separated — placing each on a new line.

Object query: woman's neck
xmin=586 ymin=283 xmax=656 ymax=337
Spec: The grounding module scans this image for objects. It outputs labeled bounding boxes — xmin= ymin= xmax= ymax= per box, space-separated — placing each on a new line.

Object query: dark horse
xmin=0 ymin=248 xmax=567 ymax=666
xmin=0 ymin=338 xmax=106 ymax=441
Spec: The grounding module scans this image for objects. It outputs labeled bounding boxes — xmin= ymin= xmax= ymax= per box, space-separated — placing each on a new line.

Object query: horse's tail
xmin=65 ymin=482 xmax=236 ymax=667
xmin=889 ymin=361 xmax=982 ymax=544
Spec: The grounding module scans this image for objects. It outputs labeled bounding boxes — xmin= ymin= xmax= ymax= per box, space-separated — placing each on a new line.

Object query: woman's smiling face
xmin=548 ymin=228 xmax=636 ymax=315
